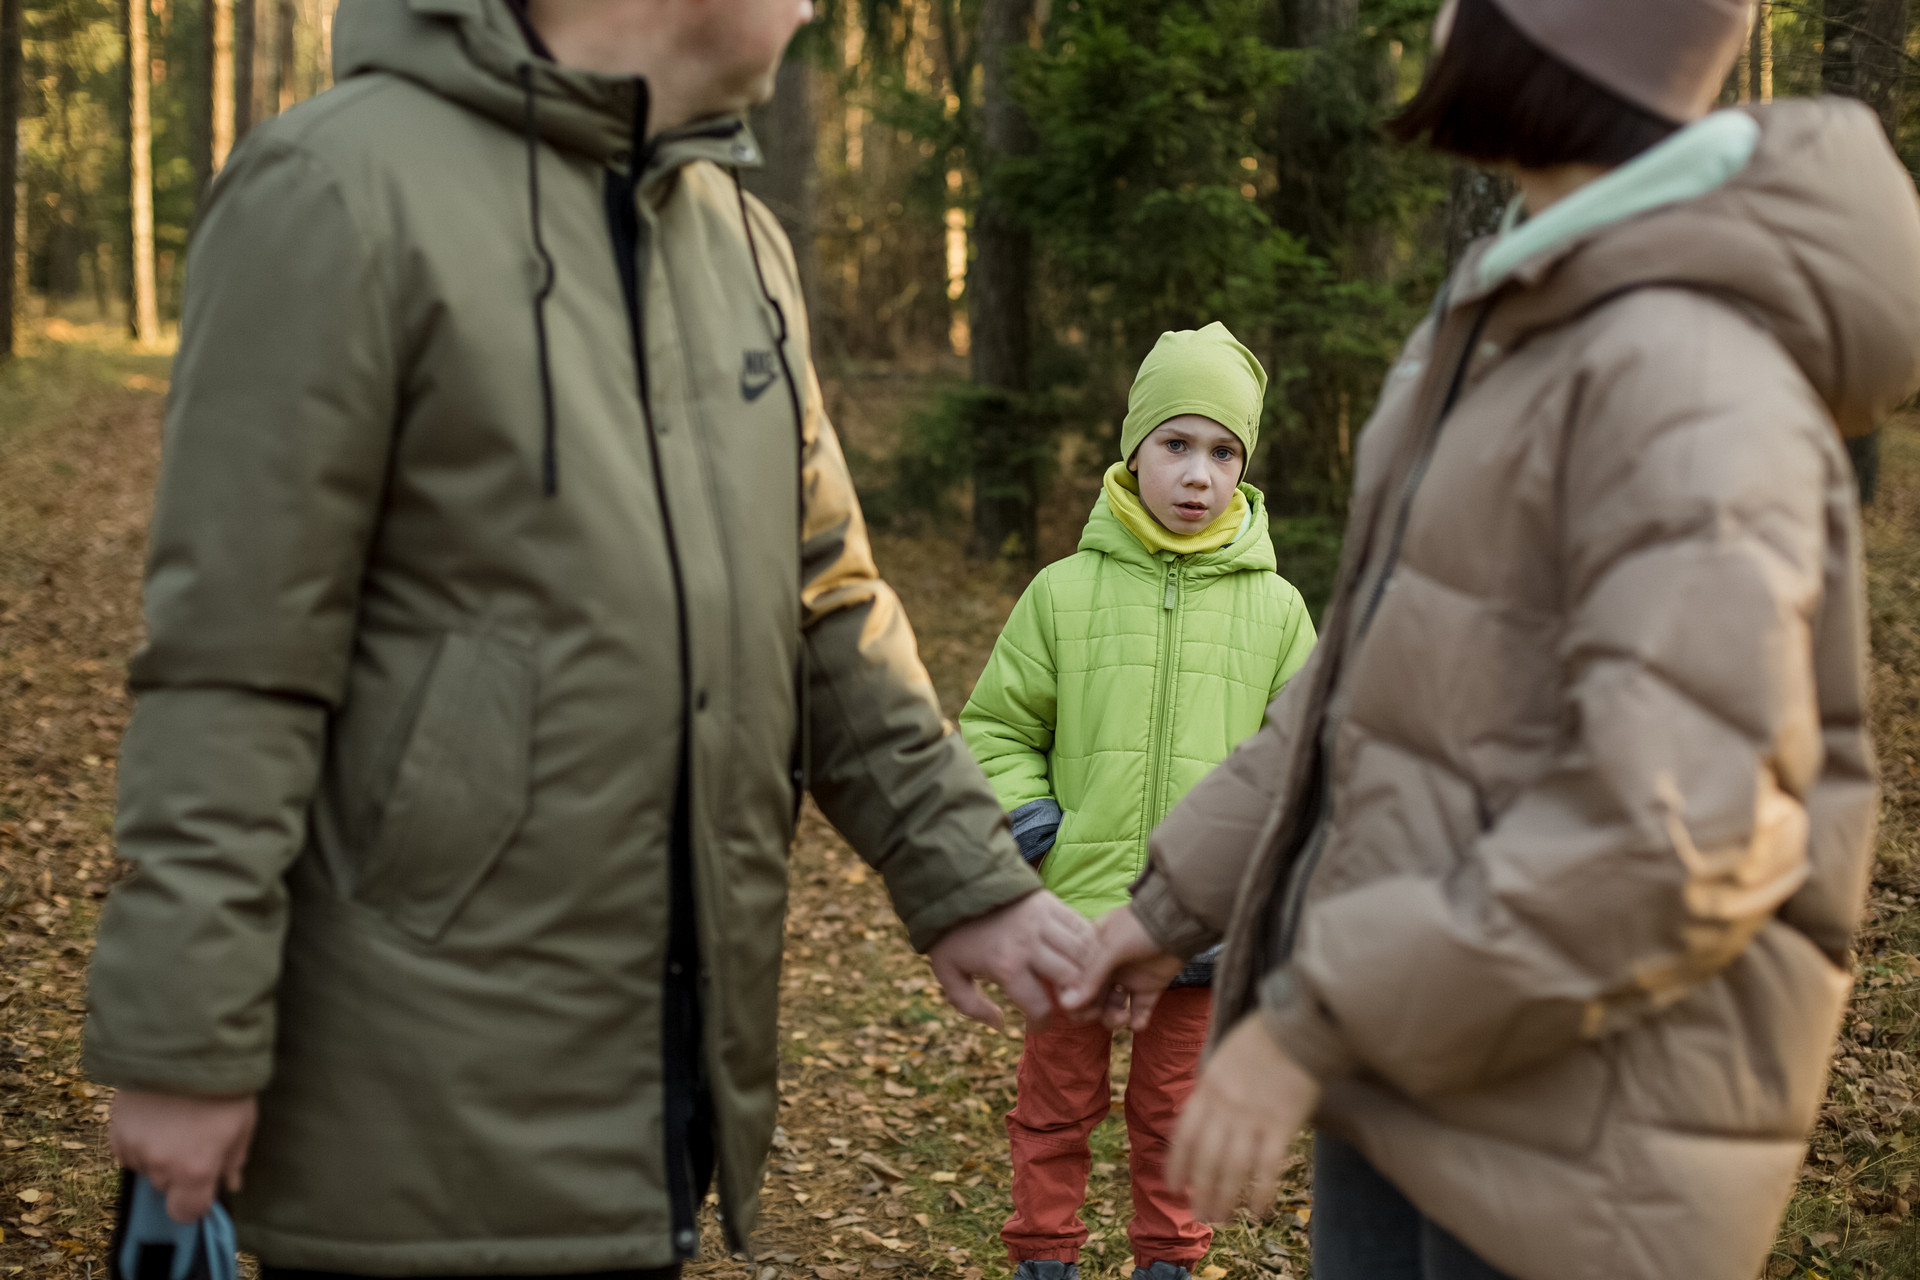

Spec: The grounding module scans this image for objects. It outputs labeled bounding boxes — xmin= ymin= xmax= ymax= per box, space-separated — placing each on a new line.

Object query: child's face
xmin=1128 ymin=415 xmax=1246 ymax=535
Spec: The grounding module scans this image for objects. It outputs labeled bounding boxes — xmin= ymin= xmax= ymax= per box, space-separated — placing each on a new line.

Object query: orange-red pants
xmin=1002 ymin=987 xmax=1213 ymax=1268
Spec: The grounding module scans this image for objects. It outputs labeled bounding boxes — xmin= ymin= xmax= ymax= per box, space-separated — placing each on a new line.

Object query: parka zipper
xmin=605 ymin=80 xmax=710 ymax=1261
xmin=1272 ymin=302 xmax=1495 ymax=961
xmin=1141 ymin=558 xmax=1180 ymax=871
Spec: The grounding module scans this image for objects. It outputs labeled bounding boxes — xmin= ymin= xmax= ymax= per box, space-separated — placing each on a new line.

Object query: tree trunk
xmin=211 ymin=0 xmax=235 ymax=171
xmin=275 ymin=0 xmax=295 ymax=113
xmin=0 ymin=0 xmax=21 ymax=360
xmin=234 ymin=0 xmax=254 ymax=140
xmin=743 ymin=57 xmax=819 ymax=325
xmin=966 ymin=0 xmax=1038 ymax=562
xmin=1749 ymin=0 xmax=1772 ymax=102
xmin=192 ymin=0 xmax=214 ymax=206
xmin=1444 ymin=164 xmax=1512 ymax=273
xmin=1826 ymin=0 xmax=1909 ymax=134
xmin=129 ymin=0 xmax=161 ymax=345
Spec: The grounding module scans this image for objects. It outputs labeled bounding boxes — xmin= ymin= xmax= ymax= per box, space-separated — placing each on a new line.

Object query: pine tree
xmin=128 ymin=0 xmax=160 ymax=344
xmin=968 ymin=0 xmax=1038 ymax=562
xmin=0 ymin=0 xmax=20 ymax=359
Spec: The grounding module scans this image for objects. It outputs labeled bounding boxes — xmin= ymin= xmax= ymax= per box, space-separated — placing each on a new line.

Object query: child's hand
xmin=1167 ymin=1018 xmax=1320 ymax=1223
xmin=1060 ymin=905 xmax=1185 ymax=1030
xmin=927 ymin=890 xmax=1094 ymax=1031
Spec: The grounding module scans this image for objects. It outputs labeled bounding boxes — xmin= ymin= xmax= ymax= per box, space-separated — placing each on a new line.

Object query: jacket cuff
xmin=901 ymin=858 xmax=1043 ymax=954
xmin=1008 ymin=797 xmax=1062 ymax=866
xmin=1258 ymin=967 xmax=1358 ymax=1081
xmin=82 ymin=1038 xmax=272 ymax=1097
xmin=1128 ymin=862 xmax=1221 ymax=960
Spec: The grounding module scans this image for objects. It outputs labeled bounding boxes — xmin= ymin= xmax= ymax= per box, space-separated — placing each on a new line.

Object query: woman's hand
xmin=1168 ymin=1018 xmax=1320 ymax=1223
xmin=1060 ymin=905 xmax=1186 ymax=1030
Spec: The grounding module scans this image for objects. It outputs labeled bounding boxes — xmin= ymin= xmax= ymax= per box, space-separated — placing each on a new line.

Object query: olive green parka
xmin=81 ymin=0 xmax=1039 ymax=1271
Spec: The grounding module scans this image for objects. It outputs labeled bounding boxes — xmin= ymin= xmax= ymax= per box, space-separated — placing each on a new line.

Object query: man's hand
xmin=1167 ymin=1018 xmax=1320 ymax=1223
xmin=109 ymin=1090 xmax=258 ymax=1224
xmin=1059 ymin=904 xmax=1185 ymax=1031
xmin=927 ymin=890 xmax=1094 ymax=1031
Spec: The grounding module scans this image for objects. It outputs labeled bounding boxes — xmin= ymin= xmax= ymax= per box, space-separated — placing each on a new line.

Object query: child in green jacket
xmin=960 ymin=323 xmax=1316 ymax=1280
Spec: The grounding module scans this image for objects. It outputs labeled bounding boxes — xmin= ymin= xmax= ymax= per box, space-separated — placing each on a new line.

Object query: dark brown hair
xmin=1387 ymin=0 xmax=1682 ymax=169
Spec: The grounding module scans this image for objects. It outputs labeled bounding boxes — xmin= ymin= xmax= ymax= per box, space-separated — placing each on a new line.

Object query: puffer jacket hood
xmin=1461 ymin=98 xmax=1920 ymax=436
xmin=1079 ymin=479 xmax=1277 ymax=576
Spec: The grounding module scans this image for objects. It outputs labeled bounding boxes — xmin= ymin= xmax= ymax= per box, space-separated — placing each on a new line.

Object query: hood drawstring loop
xmin=518 ymin=62 xmax=560 ymax=496
xmin=731 ymin=170 xmax=810 ymax=810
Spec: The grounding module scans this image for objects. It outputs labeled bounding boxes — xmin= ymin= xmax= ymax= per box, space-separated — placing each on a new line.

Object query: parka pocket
xmin=353 ymin=630 xmax=536 ymax=943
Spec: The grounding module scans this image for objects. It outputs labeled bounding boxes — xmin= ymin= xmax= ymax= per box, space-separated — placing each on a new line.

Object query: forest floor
xmin=0 ymin=321 xmax=1917 ymax=1280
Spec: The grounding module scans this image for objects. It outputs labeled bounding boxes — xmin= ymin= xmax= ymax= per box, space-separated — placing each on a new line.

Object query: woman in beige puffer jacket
xmin=1065 ymin=1 xmax=1920 ymax=1277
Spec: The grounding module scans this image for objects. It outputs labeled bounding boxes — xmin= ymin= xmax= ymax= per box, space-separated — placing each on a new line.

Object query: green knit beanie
xmin=1120 ymin=322 xmax=1268 ymax=462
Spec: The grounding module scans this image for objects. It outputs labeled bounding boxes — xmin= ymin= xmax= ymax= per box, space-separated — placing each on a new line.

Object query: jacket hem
xmin=236 ymin=1222 xmax=683 ymax=1277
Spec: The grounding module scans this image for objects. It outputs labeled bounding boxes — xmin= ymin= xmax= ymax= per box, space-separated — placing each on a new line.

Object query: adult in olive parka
xmin=83 ymin=0 xmax=1092 ymax=1275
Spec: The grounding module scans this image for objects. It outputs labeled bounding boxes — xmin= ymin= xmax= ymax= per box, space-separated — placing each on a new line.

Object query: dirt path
xmin=2 ymin=332 xmax=1918 ymax=1280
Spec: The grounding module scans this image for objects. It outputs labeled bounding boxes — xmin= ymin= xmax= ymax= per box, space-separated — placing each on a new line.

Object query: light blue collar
xmin=1477 ymin=110 xmax=1761 ymax=291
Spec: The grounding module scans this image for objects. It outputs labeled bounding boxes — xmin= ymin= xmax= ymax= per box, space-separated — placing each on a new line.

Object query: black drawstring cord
xmin=519 ymin=63 xmax=560 ymax=496
xmin=732 ymin=171 xmax=811 ymax=810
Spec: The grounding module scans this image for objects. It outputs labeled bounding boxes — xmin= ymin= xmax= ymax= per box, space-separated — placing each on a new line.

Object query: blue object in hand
xmin=109 ymin=1172 xmax=237 ymax=1280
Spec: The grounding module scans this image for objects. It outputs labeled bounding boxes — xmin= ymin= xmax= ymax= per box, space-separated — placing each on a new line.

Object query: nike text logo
xmin=741 ymin=350 xmax=779 ymax=402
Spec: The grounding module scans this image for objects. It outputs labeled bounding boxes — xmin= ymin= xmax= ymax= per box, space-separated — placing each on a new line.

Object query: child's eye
xmin=1213 ymin=447 xmax=1235 ymax=462
xmin=1166 ymin=440 xmax=1186 ymax=453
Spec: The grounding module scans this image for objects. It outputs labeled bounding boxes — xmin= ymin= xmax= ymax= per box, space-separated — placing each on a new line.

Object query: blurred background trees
xmin=1 ymin=0 xmax=1916 ymax=576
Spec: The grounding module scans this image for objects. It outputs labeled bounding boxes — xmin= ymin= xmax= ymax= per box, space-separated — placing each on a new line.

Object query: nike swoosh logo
xmin=741 ymin=372 xmax=778 ymax=402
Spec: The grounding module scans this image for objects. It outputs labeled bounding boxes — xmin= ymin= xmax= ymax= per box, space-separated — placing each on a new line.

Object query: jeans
xmin=1311 ymin=1134 xmax=1516 ymax=1280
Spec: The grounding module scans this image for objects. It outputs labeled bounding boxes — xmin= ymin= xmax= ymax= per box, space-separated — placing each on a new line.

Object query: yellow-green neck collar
xmin=1103 ymin=462 xmax=1247 ymax=556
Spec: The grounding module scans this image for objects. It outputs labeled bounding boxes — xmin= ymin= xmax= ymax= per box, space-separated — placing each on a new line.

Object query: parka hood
xmin=1464 ymin=98 xmax=1920 ymax=437
xmin=331 ymin=0 xmax=763 ymax=169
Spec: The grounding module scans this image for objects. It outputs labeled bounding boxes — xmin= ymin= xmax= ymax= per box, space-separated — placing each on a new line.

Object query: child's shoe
xmin=1013 ymin=1263 xmax=1080 ymax=1280
xmin=1129 ymin=1263 xmax=1194 ymax=1280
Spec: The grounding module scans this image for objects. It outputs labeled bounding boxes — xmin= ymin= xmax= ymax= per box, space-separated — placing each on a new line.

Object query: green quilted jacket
xmin=960 ymin=485 xmax=1316 ymax=918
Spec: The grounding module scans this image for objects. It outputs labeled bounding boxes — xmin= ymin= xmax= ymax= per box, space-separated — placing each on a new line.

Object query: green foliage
xmin=860 ymin=381 xmax=1062 ymax=536
xmin=1268 ymin=511 xmax=1345 ymax=622
xmin=1010 ymin=0 xmax=1299 ymax=397
xmin=992 ymin=0 xmax=1443 ymax=526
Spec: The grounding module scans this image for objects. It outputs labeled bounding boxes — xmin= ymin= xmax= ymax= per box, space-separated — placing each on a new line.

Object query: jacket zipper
xmin=1272 ymin=302 xmax=1495 ymax=960
xmin=605 ymin=81 xmax=710 ymax=1261
xmin=1141 ymin=558 xmax=1180 ymax=872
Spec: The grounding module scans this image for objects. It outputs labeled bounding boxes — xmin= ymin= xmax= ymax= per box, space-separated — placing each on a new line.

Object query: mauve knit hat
xmin=1489 ymin=0 xmax=1752 ymax=122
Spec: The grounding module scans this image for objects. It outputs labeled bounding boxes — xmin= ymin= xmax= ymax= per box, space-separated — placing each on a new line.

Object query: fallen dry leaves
xmin=5 ymin=334 xmax=1920 ymax=1280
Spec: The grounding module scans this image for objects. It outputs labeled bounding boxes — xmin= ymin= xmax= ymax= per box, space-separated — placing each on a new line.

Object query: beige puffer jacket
xmin=1131 ymin=100 xmax=1920 ymax=1280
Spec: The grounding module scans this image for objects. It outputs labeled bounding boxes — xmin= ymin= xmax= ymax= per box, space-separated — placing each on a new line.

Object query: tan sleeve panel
xmin=742 ymin=193 xmax=1040 ymax=951
xmin=1265 ymin=292 xmax=1866 ymax=1095
xmin=1135 ymin=657 xmax=1323 ymax=953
